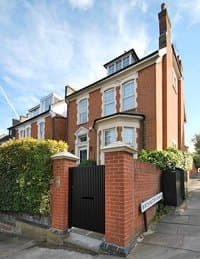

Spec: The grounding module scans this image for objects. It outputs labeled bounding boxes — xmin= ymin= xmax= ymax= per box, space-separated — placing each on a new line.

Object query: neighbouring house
xmin=66 ymin=3 xmax=186 ymax=164
xmin=0 ymin=134 xmax=11 ymax=145
xmin=8 ymin=93 xmax=67 ymax=141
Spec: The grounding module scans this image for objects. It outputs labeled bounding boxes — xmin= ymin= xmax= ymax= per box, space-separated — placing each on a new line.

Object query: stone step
xmin=64 ymin=232 xmax=103 ymax=254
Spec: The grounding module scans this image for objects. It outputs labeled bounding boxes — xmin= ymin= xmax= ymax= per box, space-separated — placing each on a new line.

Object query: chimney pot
xmin=161 ymin=3 xmax=166 ymax=11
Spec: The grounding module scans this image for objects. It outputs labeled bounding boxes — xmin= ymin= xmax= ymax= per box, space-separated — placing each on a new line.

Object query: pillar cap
xmin=102 ymin=141 xmax=136 ymax=154
xmin=51 ymin=150 xmax=79 ymax=161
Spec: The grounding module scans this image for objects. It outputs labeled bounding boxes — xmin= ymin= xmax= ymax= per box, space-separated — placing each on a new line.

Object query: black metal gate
xmin=69 ymin=165 xmax=105 ymax=234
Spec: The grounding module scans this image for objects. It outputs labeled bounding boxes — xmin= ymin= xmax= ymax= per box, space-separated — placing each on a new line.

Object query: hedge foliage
xmin=138 ymin=147 xmax=193 ymax=171
xmin=78 ymin=159 xmax=96 ymax=167
xmin=0 ymin=138 xmax=68 ymax=215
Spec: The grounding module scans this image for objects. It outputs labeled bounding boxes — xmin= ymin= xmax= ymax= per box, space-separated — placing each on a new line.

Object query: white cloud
xmin=0 ymin=0 xmax=150 ymax=132
xmin=0 ymin=1 xmax=74 ymax=88
xmin=177 ymin=0 xmax=200 ymax=24
xmin=110 ymin=0 xmax=149 ymax=57
xmin=68 ymin=0 xmax=94 ymax=10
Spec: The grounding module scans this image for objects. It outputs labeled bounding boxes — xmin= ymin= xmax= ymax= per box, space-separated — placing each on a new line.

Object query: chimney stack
xmin=158 ymin=3 xmax=171 ymax=49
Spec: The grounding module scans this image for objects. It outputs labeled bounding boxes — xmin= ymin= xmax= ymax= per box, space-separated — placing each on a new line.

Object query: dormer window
xmin=41 ymin=97 xmax=51 ymax=113
xmin=123 ymin=56 xmax=129 ymax=68
xmin=116 ymin=60 xmax=122 ymax=71
xmin=108 ymin=64 xmax=114 ymax=75
xmin=30 ymin=107 xmax=39 ymax=118
xmin=104 ymin=49 xmax=139 ymax=76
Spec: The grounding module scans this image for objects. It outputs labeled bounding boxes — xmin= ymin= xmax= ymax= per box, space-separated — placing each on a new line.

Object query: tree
xmin=192 ymin=134 xmax=200 ymax=154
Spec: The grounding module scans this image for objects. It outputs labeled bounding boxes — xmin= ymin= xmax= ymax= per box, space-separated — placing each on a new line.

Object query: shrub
xmin=0 ymin=138 xmax=68 ymax=215
xmin=78 ymin=159 xmax=97 ymax=167
xmin=193 ymin=155 xmax=200 ymax=169
xmin=138 ymin=147 xmax=193 ymax=171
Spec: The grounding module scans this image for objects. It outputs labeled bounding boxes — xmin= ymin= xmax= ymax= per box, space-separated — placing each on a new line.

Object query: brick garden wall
xmin=133 ymin=159 xmax=161 ymax=234
xmin=104 ymin=149 xmax=161 ymax=249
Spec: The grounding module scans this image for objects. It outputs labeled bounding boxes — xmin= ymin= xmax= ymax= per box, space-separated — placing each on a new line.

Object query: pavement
xmin=131 ymin=172 xmax=200 ymax=259
xmin=0 ymin=231 xmax=118 ymax=259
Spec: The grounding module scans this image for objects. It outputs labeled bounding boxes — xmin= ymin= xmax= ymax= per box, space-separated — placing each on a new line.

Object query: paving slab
xmin=160 ymin=215 xmax=189 ymax=224
xmin=188 ymin=216 xmax=200 ymax=226
xmin=142 ymin=232 xmax=184 ymax=248
xmin=180 ymin=209 xmax=200 ymax=216
xmin=152 ymin=222 xmax=179 ymax=235
xmin=177 ymin=224 xmax=200 ymax=236
xmin=179 ymin=236 xmax=200 ymax=252
xmin=131 ymin=243 xmax=200 ymax=259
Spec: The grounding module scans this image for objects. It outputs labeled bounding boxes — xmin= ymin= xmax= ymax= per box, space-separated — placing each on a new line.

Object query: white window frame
xmin=75 ymin=127 xmax=89 ymax=163
xmin=41 ymin=97 xmax=52 ymax=113
xmin=121 ymin=80 xmax=136 ymax=111
xmin=37 ymin=120 xmax=45 ymax=139
xmin=77 ymin=96 xmax=89 ymax=125
xmin=103 ymin=127 xmax=116 ymax=147
xmin=103 ymin=88 xmax=115 ymax=116
xmin=18 ymin=125 xmax=31 ymax=138
xmin=123 ymin=127 xmax=136 ymax=147
xmin=26 ymin=126 xmax=31 ymax=137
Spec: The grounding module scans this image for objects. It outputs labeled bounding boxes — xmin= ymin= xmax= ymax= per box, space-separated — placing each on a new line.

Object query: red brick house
xmin=9 ymin=93 xmax=67 ymax=141
xmin=66 ymin=4 xmax=186 ymax=164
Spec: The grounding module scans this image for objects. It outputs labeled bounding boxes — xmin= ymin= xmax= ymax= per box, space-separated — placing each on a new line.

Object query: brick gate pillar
xmin=50 ymin=151 xmax=78 ymax=233
xmin=101 ymin=142 xmax=136 ymax=256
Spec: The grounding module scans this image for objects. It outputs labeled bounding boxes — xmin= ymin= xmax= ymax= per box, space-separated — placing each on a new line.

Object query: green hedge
xmin=0 ymin=138 xmax=68 ymax=215
xmin=78 ymin=159 xmax=96 ymax=167
xmin=138 ymin=147 xmax=193 ymax=171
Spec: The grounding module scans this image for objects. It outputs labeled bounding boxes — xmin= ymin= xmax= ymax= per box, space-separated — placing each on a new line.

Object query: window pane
xmin=108 ymin=64 xmax=114 ymax=74
xmin=79 ymin=135 xmax=87 ymax=142
xmin=104 ymin=89 xmax=115 ymax=116
xmin=122 ymin=81 xmax=135 ymax=111
xmin=104 ymin=89 xmax=114 ymax=103
xmin=123 ymin=96 xmax=134 ymax=111
xmin=104 ymin=128 xmax=115 ymax=146
xmin=104 ymin=103 xmax=115 ymax=116
xmin=79 ymin=98 xmax=88 ymax=123
xmin=116 ymin=60 xmax=122 ymax=71
xmin=123 ymin=81 xmax=134 ymax=97
xmin=124 ymin=127 xmax=134 ymax=145
xmin=123 ymin=56 xmax=129 ymax=68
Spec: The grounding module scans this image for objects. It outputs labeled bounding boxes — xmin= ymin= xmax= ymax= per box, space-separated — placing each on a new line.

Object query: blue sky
xmin=0 ymin=0 xmax=199 ymax=150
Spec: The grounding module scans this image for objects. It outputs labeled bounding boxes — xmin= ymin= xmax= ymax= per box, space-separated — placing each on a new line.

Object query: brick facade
xmin=67 ymin=5 xmax=185 ymax=163
xmin=15 ymin=115 xmax=67 ymax=141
